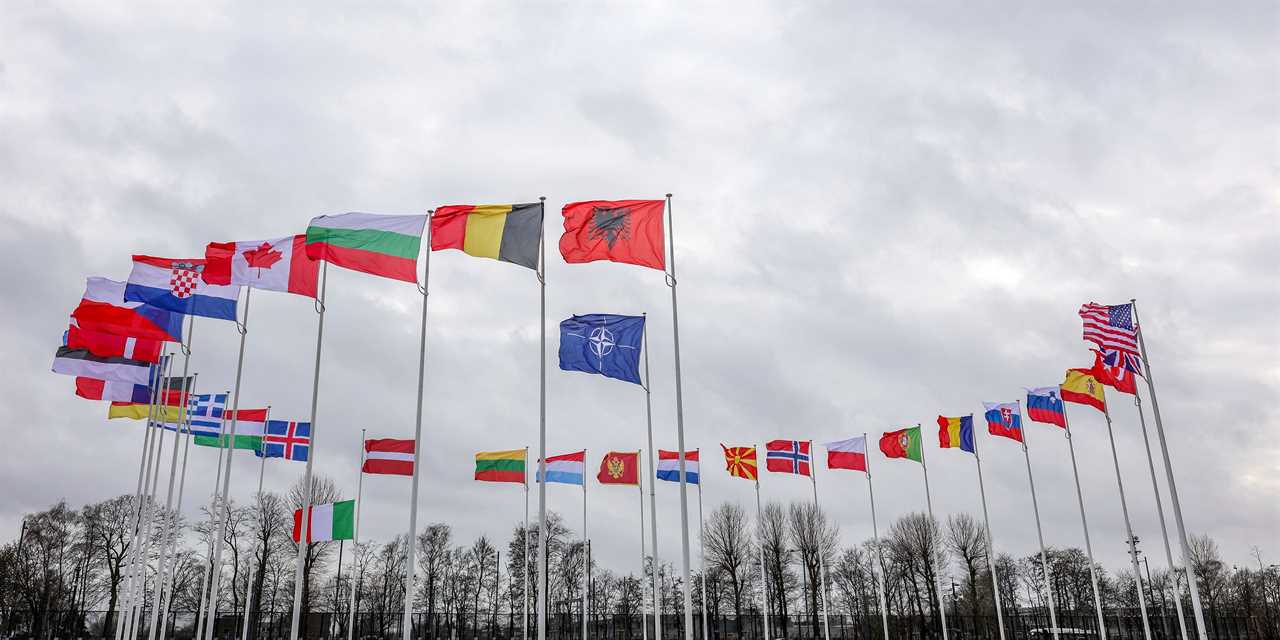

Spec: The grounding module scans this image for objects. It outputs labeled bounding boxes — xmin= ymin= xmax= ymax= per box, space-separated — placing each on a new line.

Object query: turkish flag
xmin=560 ymin=200 xmax=666 ymax=271
xmin=596 ymin=450 xmax=640 ymax=485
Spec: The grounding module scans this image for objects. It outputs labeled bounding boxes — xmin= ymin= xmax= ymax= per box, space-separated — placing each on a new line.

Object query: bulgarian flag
xmin=194 ymin=408 xmax=269 ymax=450
xmin=292 ymin=500 xmax=355 ymax=543
xmin=305 ymin=213 xmax=427 ymax=284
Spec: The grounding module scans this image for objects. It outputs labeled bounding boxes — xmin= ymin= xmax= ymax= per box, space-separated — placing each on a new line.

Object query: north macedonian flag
xmin=432 ymin=204 xmax=543 ymax=270
xmin=475 ymin=449 xmax=527 ymax=484
xmin=560 ymin=199 xmax=666 ymax=270
xmin=879 ymin=427 xmax=922 ymax=462
xmin=597 ymin=451 xmax=640 ymax=485
xmin=722 ymin=444 xmax=758 ymax=480
xmin=305 ymin=212 xmax=427 ymax=284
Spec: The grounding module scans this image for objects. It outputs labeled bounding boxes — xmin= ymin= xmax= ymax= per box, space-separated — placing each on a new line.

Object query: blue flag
xmin=257 ymin=420 xmax=311 ymax=461
xmin=558 ymin=314 xmax=645 ymax=385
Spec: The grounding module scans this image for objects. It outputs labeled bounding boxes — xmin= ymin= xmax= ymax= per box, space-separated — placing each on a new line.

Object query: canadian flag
xmin=363 ymin=438 xmax=415 ymax=476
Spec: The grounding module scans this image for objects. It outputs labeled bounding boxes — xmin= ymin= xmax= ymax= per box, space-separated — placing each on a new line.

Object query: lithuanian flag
xmin=431 ymin=204 xmax=542 ymax=270
xmin=474 ymin=449 xmax=526 ymax=484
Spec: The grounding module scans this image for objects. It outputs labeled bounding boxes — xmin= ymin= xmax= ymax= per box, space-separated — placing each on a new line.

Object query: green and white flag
xmin=193 ymin=408 xmax=267 ymax=450
xmin=292 ymin=500 xmax=355 ymax=543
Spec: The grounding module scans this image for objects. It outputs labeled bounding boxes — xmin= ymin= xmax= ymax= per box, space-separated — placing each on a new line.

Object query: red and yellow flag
xmin=596 ymin=451 xmax=640 ymax=485
xmin=1062 ymin=368 xmax=1107 ymax=413
xmin=721 ymin=444 xmax=758 ymax=480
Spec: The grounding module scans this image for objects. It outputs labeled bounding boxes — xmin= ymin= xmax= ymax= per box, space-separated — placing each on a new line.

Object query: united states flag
xmin=1079 ymin=302 xmax=1139 ymax=355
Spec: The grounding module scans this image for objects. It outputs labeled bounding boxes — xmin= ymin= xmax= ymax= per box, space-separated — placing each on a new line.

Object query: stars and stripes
xmin=1079 ymin=302 xmax=1140 ymax=356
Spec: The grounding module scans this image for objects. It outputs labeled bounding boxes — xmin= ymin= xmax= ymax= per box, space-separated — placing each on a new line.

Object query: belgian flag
xmin=431 ymin=203 xmax=543 ymax=270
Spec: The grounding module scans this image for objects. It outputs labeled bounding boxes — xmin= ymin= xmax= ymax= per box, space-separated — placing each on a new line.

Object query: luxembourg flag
xmin=124 ymin=256 xmax=240 ymax=321
xmin=537 ymin=451 xmax=586 ymax=485
xmin=656 ymin=449 xmax=700 ymax=484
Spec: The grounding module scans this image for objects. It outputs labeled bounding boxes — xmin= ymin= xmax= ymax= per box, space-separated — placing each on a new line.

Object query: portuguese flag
xmin=475 ymin=449 xmax=526 ymax=484
xmin=432 ymin=204 xmax=543 ymax=270
xmin=879 ymin=426 xmax=923 ymax=463
xmin=292 ymin=500 xmax=355 ymax=543
xmin=305 ymin=212 xmax=427 ymax=283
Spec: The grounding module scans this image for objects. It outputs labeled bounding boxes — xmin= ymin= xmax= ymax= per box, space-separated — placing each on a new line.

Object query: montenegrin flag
xmin=537 ymin=451 xmax=586 ymax=485
xmin=1062 ymin=369 xmax=1107 ymax=412
xmin=475 ymin=449 xmax=526 ymax=484
xmin=656 ymin=449 xmax=700 ymax=484
xmin=432 ymin=204 xmax=543 ymax=270
xmin=292 ymin=500 xmax=355 ymax=543
xmin=937 ymin=416 xmax=975 ymax=453
xmin=194 ymin=408 xmax=268 ymax=449
xmin=124 ymin=256 xmax=240 ymax=321
xmin=305 ymin=212 xmax=427 ymax=283
xmin=560 ymin=200 xmax=666 ymax=271
xmin=363 ymin=438 xmax=415 ymax=476
xmin=203 ymin=236 xmax=319 ymax=297
xmin=597 ymin=451 xmax=641 ymax=485
xmin=71 ymin=277 xmax=184 ymax=343
xmin=823 ymin=436 xmax=868 ymax=472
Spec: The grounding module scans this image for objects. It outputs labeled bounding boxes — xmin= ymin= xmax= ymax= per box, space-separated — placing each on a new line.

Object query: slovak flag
xmin=765 ymin=440 xmax=811 ymax=476
xmin=124 ymin=256 xmax=240 ymax=321
xmin=983 ymin=401 xmax=1024 ymax=443
xmin=1025 ymin=387 xmax=1066 ymax=428
xmin=656 ymin=449 xmax=700 ymax=484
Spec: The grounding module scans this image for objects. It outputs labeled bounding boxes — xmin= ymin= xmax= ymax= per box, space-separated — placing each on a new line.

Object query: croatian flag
xmin=124 ymin=256 xmax=240 ymax=321
xmin=765 ymin=440 xmax=812 ymax=476
xmin=656 ymin=449 xmax=700 ymax=484
xmin=1025 ymin=387 xmax=1066 ymax=428
xmin=537 ymin=451 xmax=586 ymax=485
xmin=259 ymin=420 xmax=311 ymax=461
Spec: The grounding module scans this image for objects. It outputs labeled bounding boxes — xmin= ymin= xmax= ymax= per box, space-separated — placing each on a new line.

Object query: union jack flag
xmin=1079 ymin=302 xmax=1141 ymax=356
xmin=1092 ymin=348 xmax=1142 ymax=395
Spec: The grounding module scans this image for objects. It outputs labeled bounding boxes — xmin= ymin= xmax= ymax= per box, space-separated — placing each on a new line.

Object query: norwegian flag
xmin=765 ymin=440 xmax=811 ymax=476
xmin=1079 ymin=302 xmax=1141 ymax=357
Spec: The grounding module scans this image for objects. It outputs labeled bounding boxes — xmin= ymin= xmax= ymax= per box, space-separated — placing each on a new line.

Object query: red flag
xmin=596 ymin=451 xmax=640 ymax=485
xmin=1089 ymin=349 xmax=1138 ymax=395
xmin=559 ymin=200 xmax=666 ymax=270
xmin=67 ymin=324 xmax=163 ymax=363
xmin=363 ymin=438 xmax=415 ymax=476
xmin=764 ymin=440 xmax=811 ymax=476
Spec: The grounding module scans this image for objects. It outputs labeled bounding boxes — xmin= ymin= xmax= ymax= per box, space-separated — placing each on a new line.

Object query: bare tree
xmin=417 ymin=523 xmax=452 ymax=634
xmin=788 ymin=501 xmax=838 ymax=639
xmin=946 ymin=513 xmax=988 ymax=617
xmin=705 ymin=502 xmax=753 ymax=632
xmin=760 ymin=501 xmax=795 ymax=637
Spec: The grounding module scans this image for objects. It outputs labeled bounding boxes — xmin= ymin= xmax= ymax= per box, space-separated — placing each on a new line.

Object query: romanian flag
xmin=937 ymin=416 xmax=975 ymax=453
xmin=1062 ymin=369 xmax=1107 ymax=413
xmin=432 ymin=204 xmax=543 ymax=270
xmin=722 ymin=444 xmax=758 ymax=480
xmin=475 ymin=449 xmax=526 ymax=484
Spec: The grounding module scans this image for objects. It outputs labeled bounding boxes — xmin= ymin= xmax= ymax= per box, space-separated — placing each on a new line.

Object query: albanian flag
xmin=560 ymin=200 xmax=666 ymax=271
xmin=596 ymin=451 xmax=640 ymax=485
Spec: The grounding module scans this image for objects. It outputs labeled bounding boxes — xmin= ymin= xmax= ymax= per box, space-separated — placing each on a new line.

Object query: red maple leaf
xmin=242 ymin=242 xmax=283 ymax=275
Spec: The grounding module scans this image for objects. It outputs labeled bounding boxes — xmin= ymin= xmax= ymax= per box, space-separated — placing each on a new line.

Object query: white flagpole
xmin=158 ymin=376 xmax=198 ymax=640
xmin=806 ymin=443 xmax=830 ymax=640
xmin=1061 ymin=404 xmax=1107 ymax=639
xmin=641 ymin=315 xmax=662 ymax=640
xmin=1018 ymin=401 xmax=1060 ymax=640
xmin=125 ymin=356 xmax=173 ymax=640
xmin=205 ymin=286 xmax=254 ymax=640
xmin=121 ymin=355 xmax=171 ymax=640
xmin=289 ymin=259 xmax=328 ymax=640
xmin=752 ymin=451 xmax=769 ymax=640
xmin=862 ymin=434 xmax=889 ymax=640
xmin=697 ymin=475 xmax=710 ymax=640
xmin=1133 ymin=393 xmax=1190 ymax=640
xmin=1101 ymin=395 xmax=1153 ymax=640
xmin=536 ymin=198 xmax=549 ymax=640
xmin=195 ymin=402 xmax=230 ymax=640
xmin=664 ymin=194 xmax=695 ymax=640
xmin=918 ymin=425 xmax=949 ymax=640
xmin=970 ymin=420 xmax=1007 ymax=640
xmin=581 ymin=451 xmax=589 ymax=640
xmin=402 ymin=211 xmax=434 ymax=640
xmin=523 ymin=446 xmax=531 ymax=640
xmin=346 ymin=429 xmax=367 ymax=640
xmin=640 ymin=469 xmax=649 ymax=640
xmin=1130 ymin=300 xmax=1208 ymax=640
xmin=240 ymin=408 xmax=272 ymax=640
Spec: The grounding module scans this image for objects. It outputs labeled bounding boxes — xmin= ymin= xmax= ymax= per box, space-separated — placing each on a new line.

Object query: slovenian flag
xmin=656 ymin=449 xmax=700 ymax=484
xmin=1025 ymin=387 xmax=1067 ymax=427
xmin=537 ymin=451 xmax=586 ymax=485
xmin=124 ymin=256 xmax=240 ymax=321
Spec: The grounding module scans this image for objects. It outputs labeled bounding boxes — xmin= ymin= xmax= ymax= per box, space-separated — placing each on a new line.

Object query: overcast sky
xmin=2 ymin=2 xmax=1277 ymax=580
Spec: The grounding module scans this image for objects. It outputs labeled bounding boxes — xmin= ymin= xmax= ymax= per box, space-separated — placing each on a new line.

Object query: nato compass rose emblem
xmin=589 ymin=206 xmax=631 ymax=248
xmin=588 ymin=326 xmax=616 ymax=360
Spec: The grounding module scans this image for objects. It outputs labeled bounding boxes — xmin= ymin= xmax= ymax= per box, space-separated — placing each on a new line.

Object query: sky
xmin=2 ymin=2 xmax=1278 ymax=580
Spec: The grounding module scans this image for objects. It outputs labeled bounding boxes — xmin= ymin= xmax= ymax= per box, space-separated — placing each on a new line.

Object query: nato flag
xmin=559 ymin=314 xmax=645 ymax=385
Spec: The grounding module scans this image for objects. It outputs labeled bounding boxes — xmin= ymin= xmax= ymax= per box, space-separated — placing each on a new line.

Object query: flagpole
xmin=402 ymin=211 xmax=434 ymax=640
xmin=1017 ymin=402 xmax=1059 ymax=640
xmin=1061 ymin=404 xmax=1107 ymax=640
xmin=806 ymin=443 xmax=831 ymax=640
xmin=918 ymin=424 xmax=949 ymax=640
xmin=289 ymin=259 xmax=328 ymax=640
xmin=536 ymin=197 xmax=549 ymax=640
xmin=1101 ymin=396 xmax=1153 ymax=640
xmin=348 ymin=429 xmax=367 ymax=640
xmin=582 ymin=450 xmax=589 ymax=640
xmin=1130 ymin=300 xmax=1208 ymax=640
xmin=523 ymin=446 xmax=530 ymax=640
xmin=158 ymin=375 xmax=198 ymax=640
xmin=641 ymin=314 xmax=662 ymax=640
xmin=752 ymin=455 xmax=769 ymax=640
xmin=120 ymin=354 xmax=170 ymax=640
xmin=697 ymin=477 xmax=710 ymax=640
xmin=114 ymin=354 xmax=166 ymax=640
xmin=862 ymin=434 xmax=889 ymax=640
xmin=664 ymin=193 xmax=695 ymax=640
xmin=971 ymin=420 xmax=1007 ymax=640
xmin=194 ymin=402 xmax=230 ymax=640
xmin=125 ymin=355 xmax=173 ymax=640
xmin=240 ymin=408 xmax=272 ymax=640
xmin=1133 ymin=392 xmax=1190 ymax=640
xmin=639 ymin=468 xmax=649 ymax=640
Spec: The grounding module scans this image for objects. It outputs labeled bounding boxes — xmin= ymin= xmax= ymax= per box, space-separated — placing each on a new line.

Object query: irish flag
xmin=292 ymin=500 xmax=355 ymax=543
xmin=193 ymin=408 xmax=269 ymax=450
xmin=305 ymin=213 xmax=427 ymax=283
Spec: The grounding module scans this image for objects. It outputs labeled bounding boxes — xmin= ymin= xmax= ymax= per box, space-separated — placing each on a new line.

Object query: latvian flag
xmin=363 ymin=438 xmax=415 ymax=476
xmin=656 ymin=449 xmax=700 ymax=484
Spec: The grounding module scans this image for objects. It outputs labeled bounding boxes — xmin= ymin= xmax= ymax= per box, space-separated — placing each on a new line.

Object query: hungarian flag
xmin=193 ymin=408 xmax=269 ymax=449
xmin=124 ymin=256 xmax=241 ymax=321
xmin=363 ymin=438 xmax=415 ymax=476
xmin=596 ymin=451 xmax=640 ymax=485
xmin=879 ymin=427 xmax=922 ymax=462
xmin=431 ymin=204 xmax=543 ymax=270
xmin=292 ymin=500 xmax=355 ymax=543
xmin=1062 ymin=369 xmax=1107 ymax=413
xmin=765 ymin=440 xmax=811 ymax=476
xmin=203 ymin=236 xmax=320 ymax=298
xmin=71 ymin=277 xmax=185 ymax=343
xmin=559 ymin=200 xmax=666 ymax=271
xmin=305 ymin=213 xmax=427 ymax=284
xmin=823 ymin=436 xmax=868 ymax=472
xmin=721 ymin=444 xmax=758 ymax=480
xmin=67 ymin=324 xmax=163 ymax=363
xmin=983 ymin=402 xmax=1024 ymax=443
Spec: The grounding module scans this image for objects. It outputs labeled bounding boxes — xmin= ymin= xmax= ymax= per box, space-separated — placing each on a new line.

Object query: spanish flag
xmin=937 ymin=415 xmax=975 ymax=453
xmin=431 ymin=204 xmax=543 ymax=270
xmin=1062 ymin=368 xmax=1107 ymax=413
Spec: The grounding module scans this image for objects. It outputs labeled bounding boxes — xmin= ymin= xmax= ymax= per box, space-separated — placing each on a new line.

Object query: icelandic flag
xmin=124 ymin=256 xmax=240 ymax=321
xmin=259 ymin=420 xmax=311 ymax=461
xmin=656 ymin=449 xmax=700 ymax=484
xmin=558 ymin=314 xmax=645 ymax=385
xmin=187 ymin=393 xmax=228 ymax=437
xmin=1025 ymin=387 xmax=1066 ymax=428
xmin=536 ymin=451 xmax=586 ymax=485
xmin=983 ymin=401 xmax=1024 ymax=443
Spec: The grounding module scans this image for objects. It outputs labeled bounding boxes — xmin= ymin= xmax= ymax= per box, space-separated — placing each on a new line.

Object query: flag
xmin=1090 ymin=348 xmax=1140 ymax=395
xmin=67 ymin=324 xmax=163 ymax=363
xmin=558 ymin=314 xmax=645 ymax=385
xmin=721 ymin=445 xmax=758 ymax=480
xmin=74 ymin=378 xmax=150 ymax=403
xmin=475 ymin=449 xmax=527 ymax=484
xmin=106 ymin=376 xmax=194 ymax=420
xmin=537 ymin=451 xmax=586 ymax=485
xmin=656 ymin=449 xmax=700 ymax=484
xmin=124 ymin=256 xmax=241 ymax=321
xmin=937 ymin=416 xmax=975 ymax=453
xmin=431 ymin=204 xmax=543 ymax=270
xmin=363 ymin=438 xmax=415 ymax=476
xmin=258 ymin=420 xmax=311 ymax=461
xmin=305 ymin=212 xmax=427 ymax=283
xmin=71 ymin=277 xmax=184 ymax=343
xmin=1079 ymin=302 xmax=1141 ymax=357
xmin=879 ymin=427 xmax=922 ymax=462
xmin=597 ymin=451 xmax=641 ymax=485
xmin=52 ymin=347 xmax=150 ymax=385
xmin=292 ymin=500 xmax=355 ymax=543
xmin=823 ymin=436 xmax=868 ymax=472
xmin=203 ymin=236 xmax=320 ymax=297
xmin=765 ymin=440 xmax=811 ymax=476
xmin=983 ymin=402 xmax=1023 ymax=443
xmin=559 ymin=199 xmax=666 ymax=270
xmin=187 ymin=393 xmax=228 ymax=438
xmin=1026 ymin=387 xmax=1067 ymax=428
xmin=193 ymin=408 xmax=269 ymax=449
xmin=1062 ymin=369 xmax=1107 ymax=413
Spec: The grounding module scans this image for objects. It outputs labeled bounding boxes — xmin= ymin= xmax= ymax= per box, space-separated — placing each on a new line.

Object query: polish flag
xmin=823 ymin=436 xmax=867 ymax=472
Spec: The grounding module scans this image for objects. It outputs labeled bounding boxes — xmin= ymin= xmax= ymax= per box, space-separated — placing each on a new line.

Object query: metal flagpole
xmin=536 ymin=198 xmax=549 ymax=640
xmin=205 ymin=286 xmax=253 ymax=640
xmin=120 ymin=355 xmax=170 ymax=640
xmin=289 ymin=258 xmax=328 ymax=640
xmin=146 ymin=359 xmax=198 ymax=640
xmin=1134 ymin=392 xmax=1190 ymax=640
xmin=240 ymin=408 xmax=272 ymax=640
xmin=158 ymin=375 xmax=198 ymax=640
xmin=664 ymin=194 xmax=695 ymax=640
xmin=862 ymin=434 xmax=889 ymax=640
xmin=1061 ymin=404 xmax=1107 ymax=640
xmin=523 ymin=446 xmax=530 ymax=640
xmin=403 ymin=212 xmax=434 ymax=640
xmin=1018 ymin=401 xmax=1060 ymax=640
xmin=806 ymin=443 xmax=831 ymax=640
xmin=125 ymin=355 xmax=173 ymax=640
xmin=697 ymin=478 xmax=710 ymax=640
xmin=918 ymin=425 xmax=949 ymax=640
xmin=641 ymin=315 xmax=662 ymax=640
xmin=971 ymin=421 xmax=1007 ymax=640
xmin=640 ymin=470 xmax=649 ymax=640
xmin=752 ymin=462 xmax=770 ymax=640
xmin=348 ymin=429 xmax=367 ymax=640
xmin=115 ymin=354 xmax=166 ymax=640
xmin=582 ymin=451 xmax=589 ymax=640
xmin=1130 ymin=300 xmax=1208 ymax=640
xmin=1101 ymin=396 xmax=1153 ymax=640
xmin=195 ymin=403 xmax=230 ymax=640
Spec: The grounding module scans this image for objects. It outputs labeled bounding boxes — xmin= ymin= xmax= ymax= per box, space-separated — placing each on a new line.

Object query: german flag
xmin=431 ymin=203 xmax=543 ymax=270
